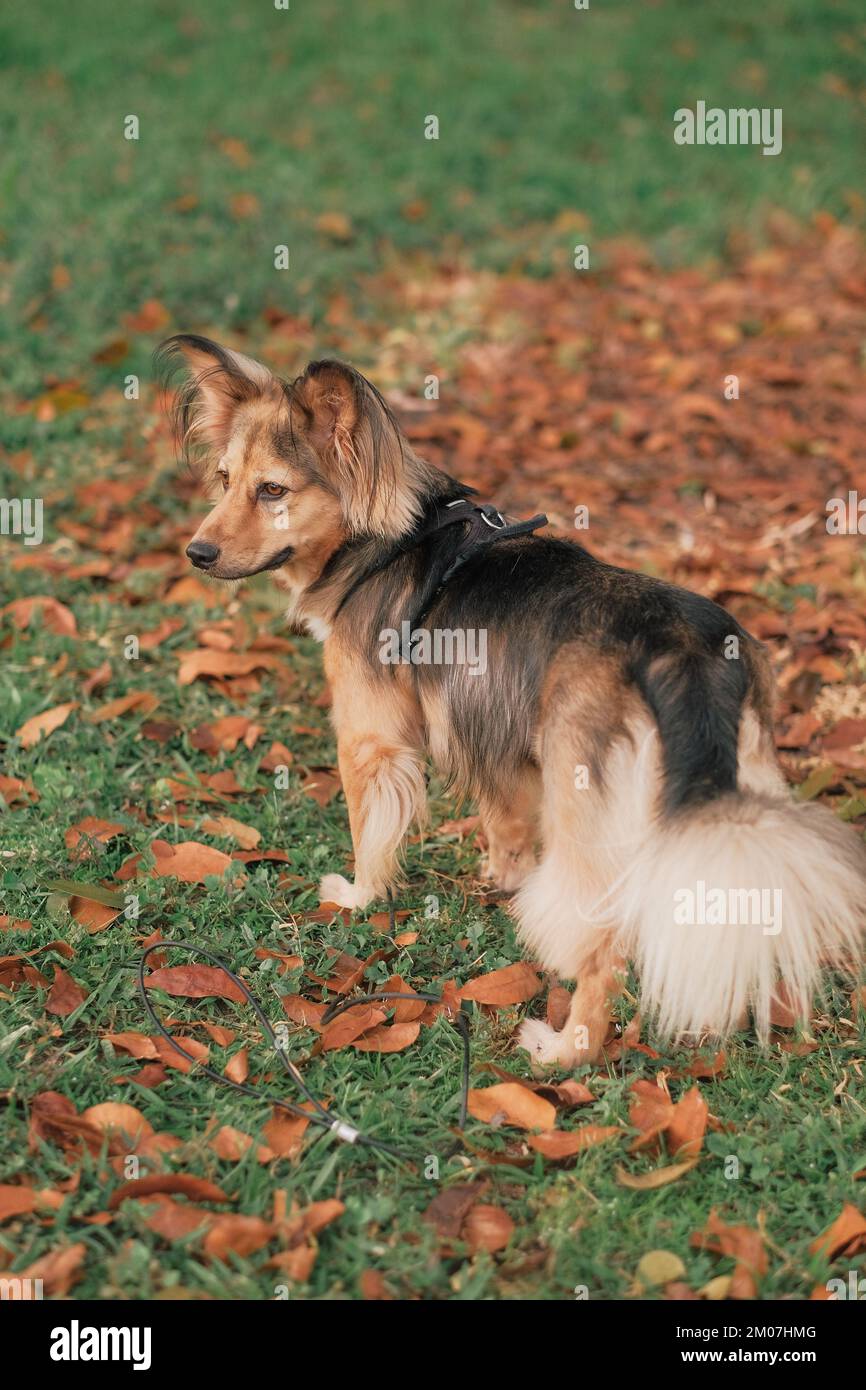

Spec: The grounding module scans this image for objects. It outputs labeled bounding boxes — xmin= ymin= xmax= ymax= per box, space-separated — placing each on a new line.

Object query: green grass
xmin=2 ymin=0 xmax=865 ymax=389
xmin=1 ymin=431 xmax=865 ymax=1300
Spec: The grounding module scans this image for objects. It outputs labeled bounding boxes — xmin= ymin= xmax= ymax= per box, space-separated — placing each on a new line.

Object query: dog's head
xmin=158 ymin=335 xmax=422 ymax=582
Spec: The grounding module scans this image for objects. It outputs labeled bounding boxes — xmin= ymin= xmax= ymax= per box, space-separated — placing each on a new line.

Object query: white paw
xmin=516 ymin=1018 xmax=575 ymax=1068
xmin=318 ymin=873 xmax=374 ymax=911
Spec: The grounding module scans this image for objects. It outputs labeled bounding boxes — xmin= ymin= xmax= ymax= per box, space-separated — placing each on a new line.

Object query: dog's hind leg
xmin=478 ymin=765 xmax=541 ymax=893
xmin=513 ymin=646 xmax=658 ymax=1066
xmin=519 ymin=937 xmax=626 ymax=1067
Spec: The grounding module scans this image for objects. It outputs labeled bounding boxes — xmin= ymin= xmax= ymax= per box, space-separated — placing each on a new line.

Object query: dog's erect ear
xmin=156 ymin=334 xmax=275 ymax=458
xmin=293 ymin=359 xmax=411 ymax=537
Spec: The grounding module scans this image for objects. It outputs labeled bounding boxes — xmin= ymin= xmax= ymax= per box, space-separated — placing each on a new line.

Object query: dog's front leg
xmin=319 ymin=642 xmax=426 ymax=912
xmin=319 ymin=733 xmax=426 ymax=911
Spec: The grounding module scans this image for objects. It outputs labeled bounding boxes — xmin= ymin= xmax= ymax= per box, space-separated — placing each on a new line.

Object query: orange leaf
xmin=104 ymin=1032 xmax=159 ymax=1060
xmin=666 ymin=1086 xmax=709 ymax=1158
xmin=150 ymin=839 xmax=234 ymax=884
xmin=691 ymin=1211 xmax=768 ymax=1299
xmin=81 ymin=1102 xmax=153 ymax=1147
xmin=809 ymin=1203 xmax=866 ymax=1261
xmin=351 ymin=1020 xmax=421 ymax=1052
xmin=108 ymin=1174 xmax=232 ymax=1209
xmin=459 ymin=962 xmax=542 ymax=1006
xmin=16 ymin=701 xmax=77 ymax=748
xmin=201 ymin=814 xmax=261 ymax=849
xmin=13 ymin=1242 xmax=86 ymax=1295
xmin=177 ymin=649 xmax=285 ymax=685
xmin=144 ymin=964 xmax=246 ymax=1004
xmin=70 ymin=896 xmax=120 ymax=933
xmin=462 ymin=1204 xmax=514 ymax=1254
xmin=65 ymin=816 xmax=125 ymax=853
xmin=46 ymin=966 xmax=87 ymax=1017
xmin=203 ymin=1214 xmax=273 ymax=1262
xmin=468 ymin=1083 xmax=556 ymax=1132
xmin=0 ymin=1184 xmax=37 ymax=1222
xmin=527 ymin=1126 xmax=620 ymax=1158
xmin=225 ymin=1048 xmax=249 ymax=1083
xmin=2 ymin=595 xmax=77 ymax=636
xmin=85 ymin=691 xmax=159 ymax=723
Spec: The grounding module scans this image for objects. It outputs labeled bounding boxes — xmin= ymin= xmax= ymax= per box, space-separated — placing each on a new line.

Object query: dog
xmin=159 ymin=333 xmax=866 ymax=1067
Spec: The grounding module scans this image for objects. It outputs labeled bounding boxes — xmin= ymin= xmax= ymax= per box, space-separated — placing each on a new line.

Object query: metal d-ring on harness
xmin=137 ymin=896 xmax=471 ymax=1161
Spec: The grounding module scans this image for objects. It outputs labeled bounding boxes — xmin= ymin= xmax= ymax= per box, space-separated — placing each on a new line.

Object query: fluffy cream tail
xmin=615 ymin=792 xmax=866 ymax=1040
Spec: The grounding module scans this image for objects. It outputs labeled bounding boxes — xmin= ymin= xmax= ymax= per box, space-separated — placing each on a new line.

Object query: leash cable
xmin=137 ymin=925 xmax=471 ymax=1162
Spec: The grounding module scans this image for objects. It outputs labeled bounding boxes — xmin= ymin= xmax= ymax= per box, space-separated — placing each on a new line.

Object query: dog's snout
xmin=186 ymin=540 xmax=220 ymax=569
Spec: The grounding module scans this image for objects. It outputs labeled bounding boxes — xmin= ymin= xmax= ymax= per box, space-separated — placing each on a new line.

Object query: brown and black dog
xmin=159 ymin=335 xmax=866 ymax=1067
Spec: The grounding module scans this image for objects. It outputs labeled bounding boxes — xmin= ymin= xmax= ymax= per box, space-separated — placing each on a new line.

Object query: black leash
xmin=136 ymin=898 xmax=472 ymax=1161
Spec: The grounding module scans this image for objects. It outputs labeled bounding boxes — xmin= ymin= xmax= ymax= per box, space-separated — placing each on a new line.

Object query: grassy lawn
xmin=1 ymin=0 xmax=865 ymax=1302
xmin=2 ymin=0 xmax=865 ymax=389
xmin=1 ymin=446 xmax=864 ymax=1298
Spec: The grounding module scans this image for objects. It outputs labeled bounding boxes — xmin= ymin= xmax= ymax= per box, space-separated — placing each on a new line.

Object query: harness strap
xmin=333 ymin=496 xmax=548 ymax=623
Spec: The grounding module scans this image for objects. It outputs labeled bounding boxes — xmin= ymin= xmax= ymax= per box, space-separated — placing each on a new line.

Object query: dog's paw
xmin=318 ymin=873 xmax=374 ymax=911
xmin=480 ymin=846 xmax=535 ymax=894
xmin=516 ymin=1018 xmax=578 ymax=1068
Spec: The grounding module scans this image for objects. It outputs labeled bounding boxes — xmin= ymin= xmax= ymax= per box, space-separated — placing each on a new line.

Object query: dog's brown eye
xmin=261 ymin=482 xmax=287 ymax=499
xmin=219 ymin=474 xmax=229 ymax=491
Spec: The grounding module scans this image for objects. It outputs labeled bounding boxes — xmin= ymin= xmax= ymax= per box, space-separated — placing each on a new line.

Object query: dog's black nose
xmin=186 ymin=540 xmax=220 ymax=569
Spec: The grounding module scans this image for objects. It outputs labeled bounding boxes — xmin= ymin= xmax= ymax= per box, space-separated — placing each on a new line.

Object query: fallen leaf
xmin=225 ymin=1048 xmax=249 ymax=1083
xmin=202 ymin=814 xmax=261 ymax=849
xmin=13 ymin=1242 xmax=86 ymax=1295
xmin=691 ymin=1211 xmax=768 ymax=1299
xmin=108 ymin=1174 xmax=232 ymax=1209
xmin=527 ymin=1126 xmax=620 ymax=1158
xmin=150 ymin=839 xmax=234 ymax=883
xmin=637 ymin=1250 xmax=687 ymax=1286
xmin=65 ymin=816 xmax=125 ymax=855
xmin=177 ymin=649 xmax=285 ymax=685
xmin=144 ymin=964 xmax=246 ymax=1004
xmin=203 ymin=1214 xmax=273 ymax=1261
xmin=16 ymin=701 xmax=77 ymax=748
xmin=463 ymin=1204 xmax=514 ymax=1254
xmin=468 ymin=1083 xmax=556 ymax=1131
xmin=616 ymin=1160 xmax=699 ymax=1189
xmin=666 ymin=1086 xmax=709 ymax=1158
xmin=81 ymin=1102 xmax=153 ymax=1147
xmin=85 ymin=691 xmax=159 ymax=723
xmin=459 ymin=962 xmax=542 ymax=1006
xmin=46 ymin=966 xmax=87 ymax=1017
xmin=424 ymin=1184 xmax=487 ymax=1239
xmin=2 ymin=595 xmax=77 ymax=636
xmin=809 ymin=1203 xmax=866 ymax=1261
xmin=351 ymin=1020 xmax=421 ymax=1052
xmin=104 ymin=1032 xmax=160 ymax=1060
xmin=0 ymin=1184 xmax=37 ymax=1222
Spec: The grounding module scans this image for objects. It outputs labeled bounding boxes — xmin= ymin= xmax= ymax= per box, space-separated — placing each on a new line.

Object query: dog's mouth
xmin=187 ymin=543 xmax=295 ymax=580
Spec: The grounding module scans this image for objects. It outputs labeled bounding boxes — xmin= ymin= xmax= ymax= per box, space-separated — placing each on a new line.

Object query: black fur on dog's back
xmin=324 ymin=524 xmax=763 ymax=812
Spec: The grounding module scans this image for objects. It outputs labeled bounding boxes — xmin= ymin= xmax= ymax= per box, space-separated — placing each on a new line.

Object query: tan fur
xmin=319 ymin=639 xmax=426 ymax=908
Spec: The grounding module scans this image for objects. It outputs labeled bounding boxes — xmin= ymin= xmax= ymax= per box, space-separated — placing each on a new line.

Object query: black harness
xmin=332 ymin=496 xmax=548 ymax=626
